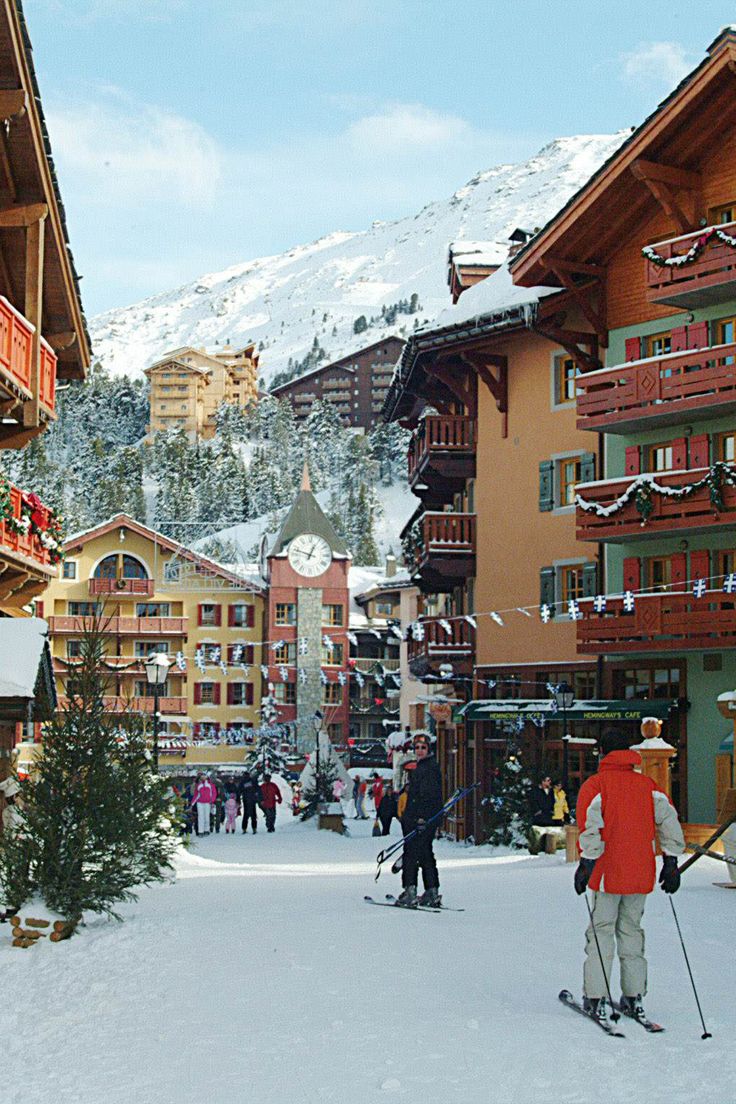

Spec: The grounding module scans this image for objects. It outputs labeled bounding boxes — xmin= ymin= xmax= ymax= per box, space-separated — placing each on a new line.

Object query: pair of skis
xmin=558 ymin=990 xmax=664 ymax=1036
xmin=364 ymin=893 xmax=464 ymax=913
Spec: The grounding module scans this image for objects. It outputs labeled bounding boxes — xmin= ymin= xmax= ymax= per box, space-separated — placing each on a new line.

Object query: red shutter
xmin=197 ymin=604 xmax=204 ymax=627
xmin=228 ymin=605 xmax=236 ymax=627
xmin=671 ymin=438 xmax=687 ymax=470
xmin=226 ymin=645 xmax=234 ymax=663
xmin=193 ymin=723 xmax=201 ymax=738
xmin=194 ymin=683 xmax=202 ymax=705
xmin=35 ymin=600 xmax=44 ymax=618
xmin=671 ymin=553 xmax=687 ymax=590
xmin=227 ymin=683 xmax=234 ymax=705
xmin=245 ymin=644 xmax=254 ymax=664
xmin=245 ymin=683 xmax=254 ymax=706
xmin=688 ymin=434 xmax=709 ymax=469
xmin=690 ymin=549 xmax=710 ymax=586
xmin=687 ymin=321 xmax=708 ymax=349
xmin=623 ymin=557 xmax=641 ymax=591
xmin=213 ymin=605 xmax=222 ymax=627
xmin=625 ymin=446 xmax=640 ymax=476
xmin=213 ymin=683 xmax=221 ymax=705
xmin=246 ymin=605 xmax=255 ymax=628
xmin=670 ymin=326 xmax=688 ymax=353
xmin=625 ymin=337 xmax=642 ymax=362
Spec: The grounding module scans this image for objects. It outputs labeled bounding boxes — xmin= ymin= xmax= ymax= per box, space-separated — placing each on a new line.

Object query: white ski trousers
xmin=197 ymin=802 xmax=211 ymax=834
xmin=583 ymin=891 xmax=648 ymax=999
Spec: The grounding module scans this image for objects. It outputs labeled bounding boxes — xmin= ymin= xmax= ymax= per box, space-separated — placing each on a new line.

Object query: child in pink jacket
xmin=224 ymin=793 xmax=239 ymax=834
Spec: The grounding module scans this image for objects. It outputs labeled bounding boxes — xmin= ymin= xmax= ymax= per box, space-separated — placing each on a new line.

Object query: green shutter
xmin=582 ymin=561 xmax=598 ymax=598
xmin=539 ymin=460 xmax=554 ymax=512
xmin=579 ymin=452 xmax=596 ymax=485
xmin=540 ymin=566 xmax=556 ymax=609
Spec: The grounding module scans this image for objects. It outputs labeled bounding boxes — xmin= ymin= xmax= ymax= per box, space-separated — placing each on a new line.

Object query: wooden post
xmin=21 ymin=214 xmax=45 ymax=429
xmin=631 ymin=738 xmax=677 ymax=798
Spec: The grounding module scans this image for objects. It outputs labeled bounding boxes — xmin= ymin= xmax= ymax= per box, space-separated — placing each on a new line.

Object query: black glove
xmin=574 ymin=858 xmax=596 ymax=896
xmin=659 ymin=854 xmax=681 ymax=894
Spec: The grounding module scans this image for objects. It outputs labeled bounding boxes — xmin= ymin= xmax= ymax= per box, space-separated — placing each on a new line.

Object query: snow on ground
xmin=2 ymin=816 xmax=733 ymax=1104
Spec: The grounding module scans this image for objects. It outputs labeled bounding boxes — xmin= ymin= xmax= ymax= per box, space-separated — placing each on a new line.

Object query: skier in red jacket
xmin=259 ymin=773 xmax=283 ymax=833
xmin=574 ymin=729 xmax=685 ymax=1024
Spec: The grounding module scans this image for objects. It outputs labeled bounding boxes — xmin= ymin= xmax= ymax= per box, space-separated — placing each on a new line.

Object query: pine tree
xmin=300 ymin=755 xmax=338 ymax=821
xmin=482 ymin=753 xmax=533 ymax=848
xmin=245 ymin=728 xmax=288 ymax=781
xmin=0 ymin=621 xmax=179 ymax=921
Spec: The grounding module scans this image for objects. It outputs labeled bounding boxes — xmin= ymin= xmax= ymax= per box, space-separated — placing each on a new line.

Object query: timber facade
xmin=145 ymin=343 xmax=259 ymax=440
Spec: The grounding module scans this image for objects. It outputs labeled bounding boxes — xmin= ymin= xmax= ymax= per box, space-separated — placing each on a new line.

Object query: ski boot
xmin=417 ymin=888 xmax=442 ymax=908
xmin=619 ymin=994 xmax=646 ymax=1020
xmin=582 ymin=997 xmax=608 ymax=1022
xmin=394 ymin=886 xmax=418 ymax=908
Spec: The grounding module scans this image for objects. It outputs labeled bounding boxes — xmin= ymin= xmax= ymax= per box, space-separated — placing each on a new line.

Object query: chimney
xmin=385 ymin=551 xmax=397 ymax=578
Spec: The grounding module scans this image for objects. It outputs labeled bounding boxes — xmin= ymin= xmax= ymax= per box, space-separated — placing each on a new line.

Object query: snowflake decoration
xmin=723 ymin=573 xmax=736 ymax=594
xmin=347 ymin=631 xmax=358 ymax=646
xmin=355 ymin=672 xmax=365 ymax=688
xmin=279 ymin=666 xmax=289 ymax=682
xmin=260 ymin=664 xmax=270 ymax=678
xmin=299 ymin=668 xmax=308 ymax=685
xmin=464 ymin=614 xmax=478 ymax=628
xmin=298 ymin=636 xmax=309 ymax=655
xmin=568 ymin=599 xmax=582 ymax=621
xmin=175 ymin=651 xmax=187 ymax=671
xmin=438 ymin=618 xmax=452 ymax=635
xmin=693 ymin=577 xmax=707 ymax=599
xmin=322 ymin=634 xmax=333 ymax=649
xmin=320 ymin=670 xmax=328 ymax=686
xmin=490 ymin=611 xmax=504 ymax=626
xmin=194 ymin=648 xmax=206 ymax=673
xmin=338 ymin=671 xmax=347 ymax=686
xmin=623 ymin=590 xmax=635 ymax=613
xmin=411 ymin=621 xmax=425 ymax=641
xmin=231 ymin=644 xmax=243 ymax=663
xmin=540 ymin=604 xmax=552 ymax=624
xmin=593 ymin=594 xmax=607 ymax=613
xmin=271 ymin=640 xmax=285 ymax=653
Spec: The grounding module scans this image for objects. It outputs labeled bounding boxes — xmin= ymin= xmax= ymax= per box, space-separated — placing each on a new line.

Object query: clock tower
xmin=267 ymin=465 xmax=351 ymax=753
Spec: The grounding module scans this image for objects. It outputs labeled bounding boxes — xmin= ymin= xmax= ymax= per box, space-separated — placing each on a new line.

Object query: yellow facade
xmin=42 ymin=516 xmax=265 ymax=752
xmin=145 ymin=344 xmax=259 ymax=440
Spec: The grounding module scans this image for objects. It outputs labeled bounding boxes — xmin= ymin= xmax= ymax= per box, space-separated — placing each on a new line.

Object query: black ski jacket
xmin=403 ymin=757 xmax=443 ymax=828
xmin=530 ymin=785 xmax=555 ymax=826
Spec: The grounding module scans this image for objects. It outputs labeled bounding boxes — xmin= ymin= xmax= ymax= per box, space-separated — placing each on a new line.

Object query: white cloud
xmin=46 ymin=89 xmax=221 ymax=208
xmin=620 ymin=41 xmax=692 ymax=91
xmin=347 ymin=103 xmax=473 ymax=156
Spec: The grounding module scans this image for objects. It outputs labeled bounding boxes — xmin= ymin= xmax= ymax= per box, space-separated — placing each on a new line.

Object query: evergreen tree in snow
xmin=481 ymin=752 xmax=533 ymax=848
xmin=245 ymin=728 xmax=288 ymax=781
xmin=369 ymin=421 xmax=411 ymax=485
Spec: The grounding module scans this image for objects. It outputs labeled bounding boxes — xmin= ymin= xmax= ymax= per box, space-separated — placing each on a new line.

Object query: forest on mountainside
xmin=1 ymin=366 xmax=410 ymax=566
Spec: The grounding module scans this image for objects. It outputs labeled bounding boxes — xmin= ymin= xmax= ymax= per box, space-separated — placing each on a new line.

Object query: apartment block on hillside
xmin=145 ymin=343 xmax=259 ymax=439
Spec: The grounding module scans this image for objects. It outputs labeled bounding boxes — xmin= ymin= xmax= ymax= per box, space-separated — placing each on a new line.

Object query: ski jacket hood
xmin=599 ymin=749 xmax=642 ymax=772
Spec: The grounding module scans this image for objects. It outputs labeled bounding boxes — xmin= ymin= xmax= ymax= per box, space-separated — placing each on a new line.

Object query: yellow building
xmin=41 ymin=514 xmax=267 ymax=771
xmin=144 ymin=343 xmax=259 ymax=440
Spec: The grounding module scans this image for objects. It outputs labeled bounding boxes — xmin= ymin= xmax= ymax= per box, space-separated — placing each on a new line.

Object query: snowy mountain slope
xmin=90 ymin=133 xmax=627 ymax=384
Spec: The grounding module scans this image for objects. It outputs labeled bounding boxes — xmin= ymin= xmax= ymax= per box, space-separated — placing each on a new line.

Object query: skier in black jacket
xmin=396 ymin=732 xmax=444 ymax=908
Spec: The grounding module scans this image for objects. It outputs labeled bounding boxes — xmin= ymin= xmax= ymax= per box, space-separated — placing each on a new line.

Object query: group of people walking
xmin=182 ymin=771 xmax=283 ymax=836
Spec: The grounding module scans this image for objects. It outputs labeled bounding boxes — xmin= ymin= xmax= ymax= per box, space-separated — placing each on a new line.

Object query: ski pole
xmin=374 ymin=782 xmax=479 ymax=880
xmin=584 ymin=893 xmax=620 ymax=1022
xmin=668 ymin=897 xmax=712 ymax=1039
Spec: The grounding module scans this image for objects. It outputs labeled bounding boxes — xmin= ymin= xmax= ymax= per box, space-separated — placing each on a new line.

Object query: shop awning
xmin=456 ymin=698 xmax=677 ymax=723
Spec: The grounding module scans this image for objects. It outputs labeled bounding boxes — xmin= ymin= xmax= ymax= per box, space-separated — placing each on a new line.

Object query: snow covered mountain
xmin=90 ymin=133 xmax=627 ymax=384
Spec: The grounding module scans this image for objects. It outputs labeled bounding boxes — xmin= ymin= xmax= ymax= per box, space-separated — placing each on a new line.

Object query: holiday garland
xmin=575 ymin=461 xmax=736 ymax=525
xmin=0 ymin=473 xmax=65 ymax=563
xmin=642 ymin=225 xmax=736 ymax=268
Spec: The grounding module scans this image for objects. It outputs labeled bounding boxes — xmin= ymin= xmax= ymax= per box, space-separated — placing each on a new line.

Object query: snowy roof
xmin=0 ymin=618 xmax=56 ymax=720
xmin=431 ymin=261 xmax=557 ymax=331
xmin=448 ymin=240 xmax=507 ymax=268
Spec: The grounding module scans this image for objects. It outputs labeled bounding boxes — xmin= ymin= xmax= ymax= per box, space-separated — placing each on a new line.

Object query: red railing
xmin=420 ymin=512 xmax=476 ymax=558
xmin=39 ymin=338 xmax=57 ymax=414
xmin=407 ymin=616 xmax=474 ymax=664
xmin=576 ymin=467 xmax=736 ymax=541
xmin=577 ymin=591 xmax=736 ymax=653
xmin=0 ymin=295 xmax=32 ymax=396
xmin=57 ymin=695 xmax=188 ymax=714
xmin=89 ymin=577 xmax=155 ymax=596
xmin=408 ymin=416 xmax=476 ymax=480
xmin=48 ymin=616 xmax=188 ymax=635
xmin=0 ymin=481 xmax=54 ymax=568
xmin=646 ymin=221 xmax=736 ymax=305
xmin=576 ymin=342 xmax=736 ymax=431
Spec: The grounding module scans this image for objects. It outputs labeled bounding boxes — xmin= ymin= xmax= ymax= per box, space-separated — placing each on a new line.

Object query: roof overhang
xmin=0 ymin=616 xmax=56 ymax=721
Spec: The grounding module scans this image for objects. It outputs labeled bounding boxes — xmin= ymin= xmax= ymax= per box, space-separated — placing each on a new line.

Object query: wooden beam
xmin=0 ymin=203 xmax=48 ymax=228
xmin=44 ymin=331 xmax=77 ymax=351
xmin=639 ymin=178 xmax=692 ymax=234
xmin=0 ymin=90 xmax=27 ymax=119
xmin=21 ymin=216 xmax=44 ymax=430
xmin=630 ymin=158 xmax=701 ymax=190
xmin=532 ymin=320 xmax=602 ymax=374
xmin=549 ymin=268 xmax=607 ymax=347
xmin=545 ymin=256 xmax=606 ymax=278
xmin=461 ymin=352 xmax=508 ymax=437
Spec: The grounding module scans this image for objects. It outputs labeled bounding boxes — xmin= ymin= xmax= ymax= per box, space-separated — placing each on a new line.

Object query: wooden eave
xmin=511 ymin=32 xmax=736 ymax=288
xmin=0 ymin=2 xmax=90 ymax=377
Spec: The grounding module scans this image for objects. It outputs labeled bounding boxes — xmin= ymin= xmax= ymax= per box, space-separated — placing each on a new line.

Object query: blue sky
xmin=28 ymin=1 xmax=736 ymax=316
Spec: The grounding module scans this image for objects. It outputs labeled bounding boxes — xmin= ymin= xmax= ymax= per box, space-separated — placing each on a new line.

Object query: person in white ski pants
xmin=192 ymin=774 xmax=217 ymax=836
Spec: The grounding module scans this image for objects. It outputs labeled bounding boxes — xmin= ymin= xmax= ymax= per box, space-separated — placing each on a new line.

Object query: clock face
xmin=287 ymin=533 xmax=332 ymax=577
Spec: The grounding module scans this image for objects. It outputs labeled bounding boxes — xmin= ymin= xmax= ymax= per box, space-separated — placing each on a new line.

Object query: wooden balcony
xmin=577 ymin=591 xmax=736 ymax=654
xmin=0 ymin=298 xmax=58 ymax=446
xmin=47 ymin=615 xmax=188 ymax=635
xmin=576 ymin=342 xmax=736 ymax=433
xmin=0 ymin=482 xmax=58 ymax=607
xmin=576 ymin=467 xmax=736 ymax=542
xmin=408 ymin=416 xmax=476 ymax=504
xmin=408 ymin=512 xmax=476 ymax=593
xmin=646 ymin=222 xmax=736 ymax=308
xmin=408 ymin=617 xmax=474 ymax=679
xmin=88 ymin=577 xmax=155 ymax=596
xmin=57 ymin=695 xmax=188 ymax=715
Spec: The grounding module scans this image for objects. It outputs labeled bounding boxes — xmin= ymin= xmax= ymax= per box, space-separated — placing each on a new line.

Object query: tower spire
xmin=301 ymin=462 xmax=311 ymax=492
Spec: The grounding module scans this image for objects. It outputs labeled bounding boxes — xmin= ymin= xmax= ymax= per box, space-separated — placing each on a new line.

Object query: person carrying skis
xmin=395 ymin=732 xmax=443 ymax=908
xmin=574 ymin=729 xmax=685 ymax=1023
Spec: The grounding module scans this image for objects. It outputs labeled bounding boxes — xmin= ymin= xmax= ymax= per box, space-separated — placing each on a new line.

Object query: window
xmin=716 ymin=316 xmax=736 ymax=347
xmin=647 ymin=442 xmax=674 ymax=472
xmin=228 ymin=683 xmax=254 ymax=706
xmin=198 ymin=603 xmax=220 ymax=627
xmin=710 ymin=202 xmax=736 ymax=225
xmin=374 ymin=600 xmax=395 ymax=617
xmin=645 ymin=556 xmax=672 ymax=590
xmin=68 ymin=601 xmax=99 ymax=617
xmin=560 ymin=564 xmax=586 ymax=603
xmin=646 ymin=332 xmax=672 ymax=357
xmin=197 ymin=683 xmax=217 ymax=705
xmin=227 ymin=643 xmax=255 ymax=664
xmin=273 ymin=641 xmax=297 ymax=664
xmin=66 ymin=640 xmax=82 ymax=658
xmin=275 ymin=603 xmax=296 ymax=626
xmin=715 ymin=432 xmax=735 ymax=463
xmin=135 ymin=679 xmax=170 ymax=697
xmin=229 ymin=603 xmax=254 ymax=628
xmin=323 ymin=683 xmax=342 ymax=706
xmin=559 ymin=457 xmax=582 ymax=507
xmin=134 ymin=641 xmax=170 ymax=658
xmin=137 ymin=602 xmax=170 ymax=617
xmin=322 ymin=641 xmax=344 ymax=666
xmin=94 ymin=555 xmax=118 ymax=579
xmin=554 ymin=355 xmax=581 ymax=404
xmin=62 ymin=561 xmax=77 ymax=580
xmin=322 ymin=603 xmax=344 ymax=627
xmin=274 ymin=682 xmax=297 ymax=705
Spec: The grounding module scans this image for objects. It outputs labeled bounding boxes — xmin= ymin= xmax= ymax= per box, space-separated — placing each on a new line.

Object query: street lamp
xmin=313 ymin=709 xmax=324 ymax=783
xmin=554 ymin=681 xmax=575 ymax=792
xmin=144 ymin=652 xmax=171 ymax=772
